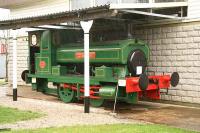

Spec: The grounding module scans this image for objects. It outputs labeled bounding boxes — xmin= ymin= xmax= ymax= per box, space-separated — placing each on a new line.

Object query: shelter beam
xmin=120 ymin=10 xmax=182 ymax=19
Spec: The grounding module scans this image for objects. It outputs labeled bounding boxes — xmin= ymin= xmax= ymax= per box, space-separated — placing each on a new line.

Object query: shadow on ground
xmin=104 ymin=101 xmax=200 ymax=132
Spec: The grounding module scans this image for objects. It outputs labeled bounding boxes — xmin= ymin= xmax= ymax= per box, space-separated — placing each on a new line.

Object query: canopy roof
xmin=0 ymin=2 xmax=188 ymax=30
xmin=0 ymin=5 xmax=117 ymax=30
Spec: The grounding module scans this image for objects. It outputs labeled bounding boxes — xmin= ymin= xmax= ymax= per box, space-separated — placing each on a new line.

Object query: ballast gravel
xmin=0 ymin=96 xmax=143 ymax=130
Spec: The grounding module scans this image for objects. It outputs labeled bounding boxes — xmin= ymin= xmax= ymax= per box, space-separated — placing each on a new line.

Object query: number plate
xmin=136 ymin=66 xmax=142 ymax=75
xmin=32 ymin=78 xmax=36 ymax=83
xmin=118 ymin=79 xmax=126 ymax=87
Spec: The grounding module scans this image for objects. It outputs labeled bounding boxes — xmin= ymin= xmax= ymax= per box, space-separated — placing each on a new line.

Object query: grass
xmin=2 ymin=124 xmax=199 ymax=133
xmin=0 ymin=106 xmax=44 ymax=124
xmin=0 ymin=79 xmax=7 ymax=86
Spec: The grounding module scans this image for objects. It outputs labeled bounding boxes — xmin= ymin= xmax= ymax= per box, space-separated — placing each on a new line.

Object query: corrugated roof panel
xmin=0 ymin=5 xmax=113 ymax=29
xmin=0 ymin=5 xmax=110 ymax=22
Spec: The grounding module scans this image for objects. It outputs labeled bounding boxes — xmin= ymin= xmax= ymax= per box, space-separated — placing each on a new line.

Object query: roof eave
xmin=0 ymin=5 xmax=116 ymax=30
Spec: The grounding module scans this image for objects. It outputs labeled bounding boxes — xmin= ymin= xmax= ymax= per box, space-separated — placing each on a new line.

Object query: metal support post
xmin=12 ymin=30 xmax=17 ymax=101
xmin=80 ymin=20 xmax=93 ymax=113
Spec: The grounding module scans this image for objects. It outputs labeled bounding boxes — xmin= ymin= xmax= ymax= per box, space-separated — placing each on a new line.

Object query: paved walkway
xmin=0 ymin=96 xmax=141 ymax=130
xmin=0 ymin=84 xmax=7 ymax=97
xmin=1 ymin=85 xmax=200 ymax=132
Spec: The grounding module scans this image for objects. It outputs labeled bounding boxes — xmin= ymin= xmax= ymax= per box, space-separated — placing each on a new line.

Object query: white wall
xmin=71 ymin=0 xmax=146 ymax=10
xmin=10 ymin=0 xmax=69 ymax=18
xmin=0 ymin=54 xmax=6 ymax=78
xmin=0 ymin=8 xmax=10 ymax=79
xmin=188 ymin=0 xmax=200 ymax=19
xmin=0 ymin=8 xmax=10 ymax=20
xmin=0 ymin=8 xmax=10 ymax=38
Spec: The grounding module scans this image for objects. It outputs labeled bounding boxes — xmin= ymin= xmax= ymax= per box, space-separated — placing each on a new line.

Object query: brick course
xmin=7 ymin=36 xmax=28 ymax=85
xmin=132 ymin=22 xmax=200 ymax=103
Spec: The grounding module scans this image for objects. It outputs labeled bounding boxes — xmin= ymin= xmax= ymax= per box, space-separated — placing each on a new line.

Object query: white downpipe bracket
xmin=12 ymin=30 xmax=17 ymax=101
xmin=80 ymin=20 xmax=93 ymax=113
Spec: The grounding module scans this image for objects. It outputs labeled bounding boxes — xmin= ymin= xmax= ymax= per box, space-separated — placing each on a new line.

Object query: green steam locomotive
xmin=22 ymin=30 xmax=179 ymax=107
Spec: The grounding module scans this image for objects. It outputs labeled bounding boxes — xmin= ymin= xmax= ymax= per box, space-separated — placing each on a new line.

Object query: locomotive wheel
xmin=58 ymin=87 xmax=76 ymax=103
xmin=90 ymin=99 xmax=104 ymax=107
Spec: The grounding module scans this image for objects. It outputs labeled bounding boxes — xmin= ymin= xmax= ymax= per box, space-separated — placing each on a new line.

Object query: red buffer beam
xmin=126 ymin=72 xmax=179 ymax=100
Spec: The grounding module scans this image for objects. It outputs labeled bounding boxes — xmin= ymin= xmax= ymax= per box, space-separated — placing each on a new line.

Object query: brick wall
xmin=7 ymin=36 xmax=29 ymax=85
xmin=132 ymin=22 xmax=200 ymax=104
